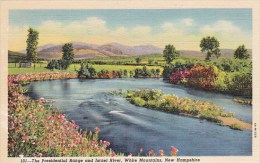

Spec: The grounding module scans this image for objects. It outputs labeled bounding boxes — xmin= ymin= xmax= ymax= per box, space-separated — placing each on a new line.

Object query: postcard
xmin=0 ymin=0 xmax=259 ymax=163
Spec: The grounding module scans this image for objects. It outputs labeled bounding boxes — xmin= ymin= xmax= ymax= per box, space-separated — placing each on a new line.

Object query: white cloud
xmin=200 ymin=20 xmax=241 ymax=34
xmin=9 ymin=18 xmax=251 ymax=51
xmin=161 ymin=22 xmax=176 ymax=31
xmin=181 ymin=18 xmax=194 ymax=26
xmin=40 ymin=20 xmax=63 ymax=29
xmin=199 ymin=20 xmax=250 ymax=49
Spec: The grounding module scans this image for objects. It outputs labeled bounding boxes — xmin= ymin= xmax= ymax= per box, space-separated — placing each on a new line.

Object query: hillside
xmin=10 ymin=42 xmax=252 ymax=61
xmin=8 ymin=50 xmax=27 ymax=62
xmin=33 ymin=42 xmax=163 ymax=59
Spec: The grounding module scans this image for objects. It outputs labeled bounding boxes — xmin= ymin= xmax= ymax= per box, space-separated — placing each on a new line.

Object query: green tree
xmin=26 ymin=27 xmax=39 ymax=69
xmin=151 ymin=69 xmax=156 ymax=77
xmin=61 ymin=43 xmax=74 ymax=69
xmin=200 ymin=36 xmax=221 ymax=60
xmin=163 ymin=44 xmax=179 ymax=64
xmin=88 ymin=67 xmax=96 ymax=78
xmin=155 ymin=68 xmax=161 ymax=77
xmin=135 ymin=57 xmax=141 ymax=65
xmin=129 ymin=71 xmax=134 ymax=77
xmin=148 ymin=59 xmax=153 ymax=65
xmin=142 ymin=65 xmax=151 ymax=77
xmin=234 ymin=45 xmax=250 ymax=59
xmin=123 ymin=69 xmax=128 ymax=77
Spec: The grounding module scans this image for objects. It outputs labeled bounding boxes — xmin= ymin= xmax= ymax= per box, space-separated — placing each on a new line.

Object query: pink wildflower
xmin=103 ymin=141 xmax=110 ymax=147
xmin=95 ymin=127 xmax=100 ymax=133
xmin=22 ymin=135 xmax=29 ymax=141
xmin=158 ymin=149 xmax=164 ymax=156
xmin=111 ymin=151 xmax=116 ymax=157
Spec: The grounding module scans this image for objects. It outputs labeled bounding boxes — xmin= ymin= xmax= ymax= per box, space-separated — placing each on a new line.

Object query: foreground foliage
xmin=8 ymin=73 xmax=117 ymax=157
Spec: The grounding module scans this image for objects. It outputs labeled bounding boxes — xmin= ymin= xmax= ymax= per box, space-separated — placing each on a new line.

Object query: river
xmin=26 ymin=78 xmax=252 ymax=156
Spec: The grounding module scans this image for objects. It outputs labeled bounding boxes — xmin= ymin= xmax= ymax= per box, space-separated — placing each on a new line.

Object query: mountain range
xmin=26 ymin=42 xmax=162 ymax=59
xmin=19 ymin=42 xmax=252 ymax=59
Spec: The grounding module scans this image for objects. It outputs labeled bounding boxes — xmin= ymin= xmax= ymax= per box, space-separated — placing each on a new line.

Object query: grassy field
xmin=81 ymin=53 xmax=165 ymax=65
xmin=8 ymin=50 xmax=27 ymax=63
xmin=8 ymin=63 xmax=163 ymax=75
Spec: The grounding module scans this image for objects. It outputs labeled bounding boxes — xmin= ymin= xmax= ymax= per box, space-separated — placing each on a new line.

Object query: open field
xmin=85 ymin=53 xmax=165 ymax=65
xmin=8 ymin=63 xmax=163 ymax=75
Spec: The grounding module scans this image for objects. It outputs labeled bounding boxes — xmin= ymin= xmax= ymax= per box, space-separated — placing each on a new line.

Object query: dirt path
xmin=217 ymin=116 xmax=252 ymax=130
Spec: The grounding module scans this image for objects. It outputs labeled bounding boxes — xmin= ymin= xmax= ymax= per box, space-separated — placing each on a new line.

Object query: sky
xmin=9 ymin=9 xmax=252 ymax=51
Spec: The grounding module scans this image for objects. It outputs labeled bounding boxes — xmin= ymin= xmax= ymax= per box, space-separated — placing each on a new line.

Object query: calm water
xmin=26 ymin=78 xmax=252 ymax=156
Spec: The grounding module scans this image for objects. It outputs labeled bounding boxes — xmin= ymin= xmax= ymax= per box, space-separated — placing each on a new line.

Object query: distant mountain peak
xmin=32 ymin=42 xmax=163 ymax=59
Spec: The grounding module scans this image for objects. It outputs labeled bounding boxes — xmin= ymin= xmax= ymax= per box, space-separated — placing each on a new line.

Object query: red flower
xmin=22 ymin=135 xmax=29 ymax=141
xmin=111 ymin=152 xmax=116 ymax=157
xmin=171 ymin=146 xmax=178 ymax=156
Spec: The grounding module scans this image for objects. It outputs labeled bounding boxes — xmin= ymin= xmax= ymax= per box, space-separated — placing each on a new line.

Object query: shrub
xmin=227 ymin=71 xmax=252 ymax=97
xmin=233 ymin=98 xmax=252 ymax=105
xmin=169 ymin=69 xmax=190 ymax=84
xmin=131 ymin=97 xmax=146 ymax=107
xmin=134 ymin=66 xmax=152 ymax=78
xmin=229 ymin=124 xmax=243 ymax=131
xmin=146 ymin=100 xmax=157 ymax=108
xmin=214 ymin=71 xmax=229 ymax=92
xmin=46 ymin=60 xmax=59 ymax=70
xmin=198 ymin=109 xmax=222 ymax=123
xmin=186 ymin=65 xmax=218 ymax=90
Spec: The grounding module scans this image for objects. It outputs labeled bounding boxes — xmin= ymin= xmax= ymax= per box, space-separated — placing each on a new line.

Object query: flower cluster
xmin=8 ymin=73 xmax=115 ymax=157
xmin=8 ymin=72 xmax=77 ymax=85
xmin=169 ymin=69 xmax=190 ymax=84
xmin=168 ymin=65 xmax=218 ymax=90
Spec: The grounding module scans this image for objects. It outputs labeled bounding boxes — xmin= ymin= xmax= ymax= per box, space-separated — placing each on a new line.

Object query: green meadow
xmin=8 ymin=62 xmax=163 ymax=75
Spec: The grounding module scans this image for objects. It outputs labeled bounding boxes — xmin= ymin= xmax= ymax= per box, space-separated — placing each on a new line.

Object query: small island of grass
xmin=116 ymin=89 xmax=251 ymax=131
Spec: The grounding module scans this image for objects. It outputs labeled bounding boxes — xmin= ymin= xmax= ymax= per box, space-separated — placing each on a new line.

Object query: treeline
xmin=77 ymin=63 xmax=161 ymax=79
xmin=73 ymin=53 xmax=163 ymax=66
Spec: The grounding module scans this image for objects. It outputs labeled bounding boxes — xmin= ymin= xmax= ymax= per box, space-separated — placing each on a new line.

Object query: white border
xmin=0 ymin=1 xmax=259 ymax=163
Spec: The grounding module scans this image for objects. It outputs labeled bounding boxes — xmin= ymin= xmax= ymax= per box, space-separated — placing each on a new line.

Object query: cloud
xmin=199 ymin=20 xmax=251 ymax=49
xmin=9 ymin=17 xmax=251 ymax=51
xmin=181 ymin=18 xmax=194 ymax=26
xmin=161 ymin=22 xmax=177 ymax=32
xmin=40 ymin=20 xmax=63 ymax=29
xmin=200 ymin=20 xmax=241 ymax=34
